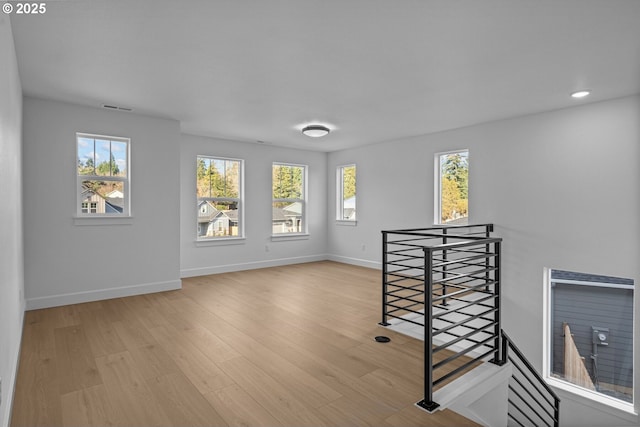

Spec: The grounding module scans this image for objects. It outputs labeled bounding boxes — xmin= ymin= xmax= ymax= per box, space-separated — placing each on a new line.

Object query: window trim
xmin=542 ymin=267 xmax=637 ymax=416
xmin=196 ymin=155 xmax=245 ymax=242
xmin=272 ymin=162 xmax=308 ymax=236
xmin=76 ymin=133 xmax=131 ymax=218
xmin=434 ymin=149 xmax=469 ymax=225
xmin=336 ymin=164 xmax=356 ymax=223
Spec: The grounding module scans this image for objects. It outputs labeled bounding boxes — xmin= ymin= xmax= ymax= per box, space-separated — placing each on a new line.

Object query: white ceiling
xmin=9 ymin=0 xmax=640 ymax=152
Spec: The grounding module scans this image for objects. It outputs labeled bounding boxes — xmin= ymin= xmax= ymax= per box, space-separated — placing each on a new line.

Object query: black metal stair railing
xmin=381 ymin=224 xmax=501 ymax=411
xmin=380 ymin=223 xmax=560 ymax=427
xmin=502 ymin=330 xmax=561 ymax=427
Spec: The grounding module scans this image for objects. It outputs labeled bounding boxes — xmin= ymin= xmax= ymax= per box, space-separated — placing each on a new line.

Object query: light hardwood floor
xmin=11 ymin=261 xmax=479 ymax=426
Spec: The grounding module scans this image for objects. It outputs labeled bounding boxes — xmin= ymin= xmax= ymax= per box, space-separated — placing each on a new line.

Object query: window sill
xmin=73 ymin=216 xmax=133 ymax=226
xmin=336 ymin=220 xmax=357 ymax=226
xmin=195 ymin=237 xmax=246 ymax=247
xmin=271 ymin=233 xmax=310 ymax=242
xmin=547 ymin=377 xmax=637 ymax=419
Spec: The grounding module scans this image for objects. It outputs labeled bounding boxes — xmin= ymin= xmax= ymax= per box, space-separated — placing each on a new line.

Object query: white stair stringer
xmin=423 ymin=361 xmax=512 ymax=427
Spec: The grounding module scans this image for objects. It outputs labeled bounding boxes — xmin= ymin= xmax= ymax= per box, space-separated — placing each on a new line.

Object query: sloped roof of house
xmin=282 ymin=201 xmax=302 ymax=216
xmin=106 ymin=197 xmax=124 ymax=211
xmin=272 ymin=207 xmax=287 ymax=221
xmin=551 ymin=269 xmax=634 ymax=286
xmin=197 ymin=200 xmax=218 ymax=222
xmin=223 ymin=210 xmax=238 ymax=221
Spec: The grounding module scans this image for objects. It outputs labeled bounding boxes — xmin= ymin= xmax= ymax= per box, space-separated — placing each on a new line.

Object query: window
xmin=81 ymin=202 xmax=98 ymax=214
xmin=546 ymin=269 xmax=634 ymax=409
xmin=435 ymin=150 xmax=468 ymax=225
xmin=272 ymin=163 xmax=306 ymax=235
xmin=196 ymin=156 xmax=243 ymax=240
xmin=337 ymin=164 xmax=356 ymax=221
xmin=77 ymin=133 xmax=130 ymax=216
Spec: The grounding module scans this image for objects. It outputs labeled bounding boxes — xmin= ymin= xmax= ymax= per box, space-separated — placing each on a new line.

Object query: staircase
xmin=381 ymin=224 xmax=560 ymax=427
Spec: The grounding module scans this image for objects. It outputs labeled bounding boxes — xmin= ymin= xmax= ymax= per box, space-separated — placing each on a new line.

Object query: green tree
xmin=96 ymin=153 xmax=120 ymax=176
xmin=78 ymin=157 xmax=95 ymax=175
xmin=196 ymin=158 xmax=240 ymax=203
xmin=217 ymin=160 xmax=239 ymax=198
xmin=273 ymin=165 xmax=303 ymax=199
xmin=440 ymin=152 xmax=469 ymax=222
xmin=442 ymin=153 xmax=468 ymax=199
xmin=342 ymin=166 xmax=356 ymax=200
xmin=441 ymin=177 xmax=460 ymax=222
xmin=196 ymin=158 xmax=211 ymax=198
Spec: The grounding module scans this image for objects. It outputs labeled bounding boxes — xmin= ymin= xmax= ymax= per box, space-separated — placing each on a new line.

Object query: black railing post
xmin=379 ymin=231 xmax=390 ymax=326
xmin=442 ymin=228 xmax=448 ymax=306
xmin=500 ymin=329 xmax=508 ymax=366
xmin=492 ymin=240 xmax=502 ymax=365
xmin=417 ymin=247 xmax=440 ymax=412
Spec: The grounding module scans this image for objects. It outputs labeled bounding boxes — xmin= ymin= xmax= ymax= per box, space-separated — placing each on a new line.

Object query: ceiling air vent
xmin=101 ymin=104 xmax=133 ymax=112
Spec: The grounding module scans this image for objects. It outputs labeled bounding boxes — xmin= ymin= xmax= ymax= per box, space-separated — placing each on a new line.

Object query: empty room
xmin=1 ymin=1 xmax=639 ymax=426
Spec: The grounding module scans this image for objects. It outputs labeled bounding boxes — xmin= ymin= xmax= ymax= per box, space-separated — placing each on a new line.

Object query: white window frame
xmin=543 ymin=268 xmax=637 ymax=416
xmin=272 ymin=162 xmax=308 ymax=237
xmin=336 ymin=164 xmax=357 ymax=224
xmin=434 ymin=149 xmax=469 ymax=225
xmin=196 ymin=155 xmax=244 ymax=242
xmin=76 ymin=133 xmax=130 ymax=218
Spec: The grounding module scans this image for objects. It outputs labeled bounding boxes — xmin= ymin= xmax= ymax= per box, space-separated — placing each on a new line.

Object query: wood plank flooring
xmin=11 ymin=261 xmax=479 ymax=427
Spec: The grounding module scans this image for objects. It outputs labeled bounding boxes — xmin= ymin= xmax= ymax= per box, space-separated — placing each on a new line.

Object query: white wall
xmin=327 ymin=95 xmax=640 ymax=426
xmin=180 ymin=134 xmax=327 ymax=277
xmin=22 ymin=98 xmax=181 ymax=309
xmin=0 ymin=15 xmax=24 ymax=427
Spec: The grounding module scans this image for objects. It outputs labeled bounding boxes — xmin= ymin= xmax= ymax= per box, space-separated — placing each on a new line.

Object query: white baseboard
xmin=326 ymin=254 xmax=381 ymax=270
xmin=25 ymin=279 xmax=182 ymax=310
xmin=180 ymin=254 xmax=329 ymax=278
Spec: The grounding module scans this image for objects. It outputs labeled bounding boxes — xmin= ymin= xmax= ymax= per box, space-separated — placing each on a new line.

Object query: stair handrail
xmin=501 ymin=329 xmax=561 ymax=427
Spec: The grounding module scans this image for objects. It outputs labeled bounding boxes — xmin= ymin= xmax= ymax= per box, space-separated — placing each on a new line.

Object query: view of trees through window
xmin=338 ymin=165 xmax=356 ymax=220
xmin=196 ymin=156 xmax=242 ymax=238
xmin=77 ymin=134 xmax=128 ymax=215
xmin=438 ymin=151 xmax=468 ymax=224
xmin=272 ymin=163 xmax=305 ymax=234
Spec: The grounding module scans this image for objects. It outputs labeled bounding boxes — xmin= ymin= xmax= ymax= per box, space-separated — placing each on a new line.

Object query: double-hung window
xmin=337 ymin=164 xmax=356 ymax=221
xmin=76 ymin=133 xmax=130 ymax=216
xmin=435 ymin=150 xmax=469 ymax=225
xmin=196 ymin=156 xmax=243 ymax=240
xmin=272 ymin=163 xmax=306 ymax=235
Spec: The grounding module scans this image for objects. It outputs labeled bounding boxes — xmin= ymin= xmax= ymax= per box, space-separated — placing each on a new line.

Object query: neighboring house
xmin=105 ymin=189 xmax=123 ymax=198
xmin=197 ymin=200 xmax=238 ymax=237
xmin=80 ymin=187 xmax=123 ymax=214
xmin=550 ymin=270 xmax=634 ymax=402
xmin=197 ymin=200 xmax=218 ymax=237
xmin=272 ymin=207 xmax=289 ymax=234
xmin=272 ymin=202 xmax=302 ymax=233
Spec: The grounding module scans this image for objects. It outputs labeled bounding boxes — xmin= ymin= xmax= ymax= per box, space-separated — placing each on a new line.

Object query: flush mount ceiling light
xmin=570 ymin=90 xmax=591 ymax=99
xmin=302 ymin=124 xmax=330 ymax=138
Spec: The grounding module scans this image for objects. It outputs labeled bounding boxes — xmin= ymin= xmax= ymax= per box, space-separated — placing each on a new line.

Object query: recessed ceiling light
xmin=570 ymin=90 xmax=591 ymax=99
xmin=302 ymin=125 xmax=330 ymax=138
